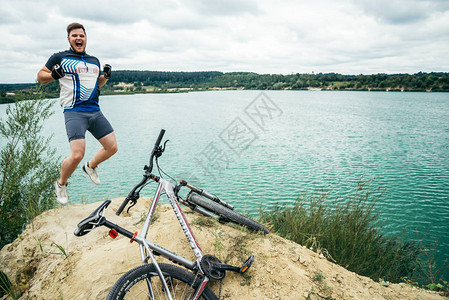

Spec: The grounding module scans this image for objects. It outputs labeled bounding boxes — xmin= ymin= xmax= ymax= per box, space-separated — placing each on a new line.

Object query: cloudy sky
xmin=1 ymin=0 xmax=448 ymax=83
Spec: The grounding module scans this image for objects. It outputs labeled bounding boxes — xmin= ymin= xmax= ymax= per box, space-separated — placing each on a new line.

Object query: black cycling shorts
xmin=64 ymin=110 xmax=114 ymax=142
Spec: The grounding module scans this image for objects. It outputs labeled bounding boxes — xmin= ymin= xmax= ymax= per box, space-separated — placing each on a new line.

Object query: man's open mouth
xmin=76 ymin=42 xmax=83 ymax=47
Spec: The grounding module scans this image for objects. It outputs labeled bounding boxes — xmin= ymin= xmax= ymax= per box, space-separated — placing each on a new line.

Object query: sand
xmin=0 ymin=197 xmax=446 ymax=299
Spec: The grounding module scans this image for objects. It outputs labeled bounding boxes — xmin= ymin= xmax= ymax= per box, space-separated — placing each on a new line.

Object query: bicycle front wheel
xmin=107 ymin=263 xmax=217 ymax=300
xmin=188 ymin=194 xmax=270 ymax=234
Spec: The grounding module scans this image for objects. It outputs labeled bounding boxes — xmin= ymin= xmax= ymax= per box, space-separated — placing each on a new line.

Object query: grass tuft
xmin=260 ymin=179 xmax=446 ymax=287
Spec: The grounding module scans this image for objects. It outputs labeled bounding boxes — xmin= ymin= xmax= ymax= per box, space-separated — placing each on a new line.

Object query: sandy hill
xmin=0 ymin=198 xmax=446 ymax=300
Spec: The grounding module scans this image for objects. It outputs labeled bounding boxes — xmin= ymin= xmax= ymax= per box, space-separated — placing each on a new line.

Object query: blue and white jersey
xmin=45 ymin=49 xmax=101 ymax=112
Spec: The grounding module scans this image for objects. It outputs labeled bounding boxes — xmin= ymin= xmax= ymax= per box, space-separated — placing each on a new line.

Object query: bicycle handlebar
xmin=116 ymin=129 xmax=166 ymax=216
xmin=154 ymin=129 xmax=166 ymax=152
xmin=146 ymin=129 xmax=166 ymax=173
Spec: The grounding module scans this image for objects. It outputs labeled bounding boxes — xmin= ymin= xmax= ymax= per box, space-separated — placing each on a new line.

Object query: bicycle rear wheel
xmin=107 ymin=263 xmax=217 ymax=300
xmin=188 ymin=194 xmax=270 ymax=234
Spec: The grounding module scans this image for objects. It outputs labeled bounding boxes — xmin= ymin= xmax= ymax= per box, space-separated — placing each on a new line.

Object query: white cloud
xmin=352 ymin=0 xmax=449 ymax=24
xmin=0 ymin=0 xmax=448 ymax=83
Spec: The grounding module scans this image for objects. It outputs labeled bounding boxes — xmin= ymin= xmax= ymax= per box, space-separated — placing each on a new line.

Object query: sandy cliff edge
xmin=0 ymin=198 xmax=446 ymax=300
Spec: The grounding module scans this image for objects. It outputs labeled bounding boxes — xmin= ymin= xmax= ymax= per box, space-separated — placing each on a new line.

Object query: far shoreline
xmin=1 ymin=85 xmax=448 ymax=104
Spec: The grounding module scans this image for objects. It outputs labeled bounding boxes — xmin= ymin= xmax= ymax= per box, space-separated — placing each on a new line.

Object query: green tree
xmin=0 ymin=92 xmax=60 ymax=249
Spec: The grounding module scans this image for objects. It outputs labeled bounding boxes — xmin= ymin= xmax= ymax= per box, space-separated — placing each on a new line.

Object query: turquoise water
xmin=1 ymin=90 xmax=449 ymax=276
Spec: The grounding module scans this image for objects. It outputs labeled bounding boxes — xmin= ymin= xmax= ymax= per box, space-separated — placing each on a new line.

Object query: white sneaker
xmin=55 ymin=181 xmax=68 ymax=205
xmin=82 ymin=162 xmax=101 ymax=185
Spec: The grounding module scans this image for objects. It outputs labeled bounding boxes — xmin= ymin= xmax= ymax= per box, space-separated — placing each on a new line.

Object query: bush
xmin=260 ymin=179 xmax=422 ymax=283
xmin=0 ymin=91 xmax=60 ymax=249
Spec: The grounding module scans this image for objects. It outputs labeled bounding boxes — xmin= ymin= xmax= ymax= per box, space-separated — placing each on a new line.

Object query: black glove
xmin=51 ymin=64 xmax=64 ymax=80
xmin=103 ymin=64 xmax=112 ymax=79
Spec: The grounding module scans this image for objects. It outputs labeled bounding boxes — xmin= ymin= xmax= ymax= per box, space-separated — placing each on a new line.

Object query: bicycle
xmin=74 ymin=129 xmax=270 ymax=299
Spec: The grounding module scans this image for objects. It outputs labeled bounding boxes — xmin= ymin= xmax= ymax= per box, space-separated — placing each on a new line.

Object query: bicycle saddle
xmin=74 ymin=200 xmax=111 ymax=237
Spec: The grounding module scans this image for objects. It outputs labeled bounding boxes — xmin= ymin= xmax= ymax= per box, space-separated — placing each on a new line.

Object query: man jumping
xmin=37 ymin=23 xmax=118 ymax=205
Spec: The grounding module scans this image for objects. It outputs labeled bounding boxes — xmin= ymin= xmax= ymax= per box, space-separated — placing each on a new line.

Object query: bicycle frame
xmin=105 ymin=175 xmax=210 ymax=300
xmin=76 ymin=129 xmax=256 ymax=299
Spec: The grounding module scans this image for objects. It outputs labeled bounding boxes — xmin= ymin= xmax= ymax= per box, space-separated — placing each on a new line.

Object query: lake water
xmin=1 ymin=90 xmax=448 ymax=277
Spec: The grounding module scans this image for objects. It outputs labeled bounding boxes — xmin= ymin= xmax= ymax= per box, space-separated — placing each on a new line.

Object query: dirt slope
xmin=0 ymin=198 xmax=446 ymax=299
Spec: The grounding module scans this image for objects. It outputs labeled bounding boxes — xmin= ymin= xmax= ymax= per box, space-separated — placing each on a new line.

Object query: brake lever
xmin=126 ymin=201 xmax=137 ymax=214
xmin=162 ymin=139 xmax=169 ymax=152
xmin=154 ymin=139 xmax=169 ymax=158
xmin=125 ymin=192 xmax=140 ymax=213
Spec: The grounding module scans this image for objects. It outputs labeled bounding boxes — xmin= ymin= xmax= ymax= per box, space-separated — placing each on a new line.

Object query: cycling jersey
xmin=45 ymin=49 xmax=101 ymax=112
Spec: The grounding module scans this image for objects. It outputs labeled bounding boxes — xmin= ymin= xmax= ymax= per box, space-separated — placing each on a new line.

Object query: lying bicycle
xmin=74 ymin=129 xmax=270 ymax=299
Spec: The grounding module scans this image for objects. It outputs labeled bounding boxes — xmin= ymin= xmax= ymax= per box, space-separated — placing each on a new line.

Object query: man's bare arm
xmin=37 ymin=66 xmax=54 ymax=84
xmin=98 ymin=75 xmax=109 ymax=87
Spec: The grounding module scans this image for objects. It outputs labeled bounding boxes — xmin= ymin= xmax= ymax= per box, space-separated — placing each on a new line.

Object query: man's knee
xmin=101 ymin=134 xmax=118 ymax=155
xmin=108 ymin=142 xmax=118 ymax=155
xmin=71 ymin=151 xmax=84 ymax=163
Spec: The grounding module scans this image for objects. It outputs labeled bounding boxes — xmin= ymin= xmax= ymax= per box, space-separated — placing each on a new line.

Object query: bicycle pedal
xmin=161 ymin=276 xmax=173 ymax=292
xmin=165 ymin=276 xmax=173 ymax=288
xmin=240 ymin=255 xmax=255 ymax=274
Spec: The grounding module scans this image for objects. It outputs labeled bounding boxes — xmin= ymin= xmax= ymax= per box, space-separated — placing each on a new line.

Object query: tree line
xmin=105 ymin=71 xmax=449 ymax=91
xmin=2 ymin=71 xmax=449 ymax=103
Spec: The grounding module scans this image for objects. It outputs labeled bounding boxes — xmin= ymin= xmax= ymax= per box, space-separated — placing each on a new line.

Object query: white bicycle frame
xmin=132 ymin=176 xmax=210 ymax=300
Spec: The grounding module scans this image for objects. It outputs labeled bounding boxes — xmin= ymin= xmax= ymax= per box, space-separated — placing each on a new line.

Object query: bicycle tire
xmin=107 ymin=263 xmax=218 ymax=300
xmin=188 ymin=194 xmax=270 ymax=234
